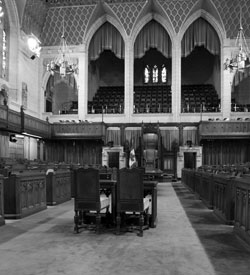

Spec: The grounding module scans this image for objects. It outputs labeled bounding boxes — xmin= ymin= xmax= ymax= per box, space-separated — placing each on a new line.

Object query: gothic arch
xmin=3 ymin=0 xmax=20 ymax=30
xmin=179 ymin=10 xmax=226 ymax=45
xmin=131 ymin=13 xmax=175 ymax=48
xmin=84 ymin=15 xmax=126 ymax=53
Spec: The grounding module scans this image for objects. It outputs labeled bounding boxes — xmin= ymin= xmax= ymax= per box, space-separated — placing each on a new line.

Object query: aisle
xmin=0 ymin=182 xmax=249 ymax=275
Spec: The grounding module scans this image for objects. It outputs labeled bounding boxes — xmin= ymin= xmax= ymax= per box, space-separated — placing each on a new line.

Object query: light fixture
xmin=224 ymin=5 xmax=250 ymax=72
xmin=46 ymin=14 xmax=78 ymax=78
xmin=27 ymin=33 xmax=41 ymax=59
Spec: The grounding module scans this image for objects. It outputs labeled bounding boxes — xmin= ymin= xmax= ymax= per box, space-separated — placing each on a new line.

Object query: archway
xmin=44 ymin=74 xmax=78 ymax=115
xmin=181 ymin=17 xmax=221 ymax=113
xmin=134 ymin=20 xmax=172 ymax=113
xmin=87 ymin=22 xmax=125 ymax=114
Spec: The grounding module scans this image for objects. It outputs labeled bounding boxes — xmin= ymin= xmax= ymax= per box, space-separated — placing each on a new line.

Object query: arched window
xmin=152 ymin=65 xmax=158 ymax=83
xmin=161 ymin=65 xmax=167 ymax=83
xmin=144 ymin=64 xmax=167 ymax=84
xmin=0 ymin=1 xmax=8 ymax=80
xmin=144 ymin=65 xmax=150 ymax=83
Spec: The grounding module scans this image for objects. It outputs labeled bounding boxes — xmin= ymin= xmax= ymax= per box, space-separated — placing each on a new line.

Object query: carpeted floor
xmin=0 ymin=182 xmax=250 ymax=275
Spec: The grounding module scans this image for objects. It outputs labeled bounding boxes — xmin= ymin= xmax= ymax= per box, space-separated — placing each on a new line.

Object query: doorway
xmin=108 ymin=152 xmax=120 ymax=168
xmin=184 ymin=152 xmax=196 ymax=169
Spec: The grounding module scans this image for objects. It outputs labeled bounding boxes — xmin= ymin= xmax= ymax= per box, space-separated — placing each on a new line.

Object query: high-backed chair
xmin=116 ymin=168 xmax=150 ymax=237
xmin=142 ymin=131 xmax=159 ymax=171
xmin=74 ymin=167 xmax=110 ymax=233
xmin=143 ymin=149 xmax=158 ymax=170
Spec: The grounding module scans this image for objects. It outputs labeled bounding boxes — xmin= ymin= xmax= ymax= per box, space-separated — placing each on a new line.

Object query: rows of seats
xmin=134 ymin=85 xmax=172 ymax=113
xmin=88 ymin=85 xmax=173 ymax=114
xmin=181 ymin=84 xmax=220 ymax=113
xmin=88 ymin=86 xmax=124 ymax=114
xmin=231 ymin=101 xmax=250 ymax=112
xmin=88 ymin=84 xmax=221 ymax=114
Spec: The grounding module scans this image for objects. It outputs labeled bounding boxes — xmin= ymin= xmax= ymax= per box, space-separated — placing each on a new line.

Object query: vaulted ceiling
xmin=13 ymin=0 xmax=250 ymax=46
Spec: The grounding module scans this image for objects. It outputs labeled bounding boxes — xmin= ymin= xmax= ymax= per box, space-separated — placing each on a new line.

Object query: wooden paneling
xmin=23 ymin=113 xmax=51 ymax=138
xmin=213 ymin=174 xmax=235 ymax=225
xmin=202 ymin=139 xmax=250 ymax=166
xmin=51 ymin=122 xmax=105 ymax=139
xmin=4 ymin=171 xmax=47 ymax=219
xmin=234 ymin=176 xmax=250 ymax=246
xmin=199 ymin=121 xmax=250 ymax=139
xmin=45 ymin=139 xmax=103 ymax=165
xmin=46 ymin=169 xmax=71 ymax=205
xmin=0 ymin=175 xmax=4 ymax=226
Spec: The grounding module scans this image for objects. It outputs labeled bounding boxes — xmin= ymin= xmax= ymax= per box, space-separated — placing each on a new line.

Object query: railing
xmin=199 ymin=121 xmax=250 ymax=139
xmin=0 ymin=105 xmax=51 ymax=138
xmin=0 ymin=105 xmax=21 ymax=132
xmin=52 ymin=122 xmax=106 ymax=139
xmin=23 ymin=113 xmax=51 ymax=138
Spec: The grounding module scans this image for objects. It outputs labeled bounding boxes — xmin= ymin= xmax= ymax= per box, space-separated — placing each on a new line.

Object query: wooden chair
xmin=74 ymin=167 xmax=110 ymax=234
xmin=116 ymin=168 xmax=150 ymax=237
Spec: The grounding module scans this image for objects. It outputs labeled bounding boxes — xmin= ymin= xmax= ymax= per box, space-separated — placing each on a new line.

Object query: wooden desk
xmin=144 ymin=169 xmax=162 ymax=181
xmin=75 ymin=179 xmax=157 ymax=228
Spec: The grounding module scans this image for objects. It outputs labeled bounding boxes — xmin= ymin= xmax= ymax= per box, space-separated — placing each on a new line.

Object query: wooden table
xmin=144 ymin=169 xmax=163 ymax=181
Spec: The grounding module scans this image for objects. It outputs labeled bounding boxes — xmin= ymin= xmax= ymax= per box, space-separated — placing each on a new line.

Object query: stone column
xmin=124 ymin=39 xmax=134 ymax=121
xmin=171 ymin=37 xmax=182 ymax=122
xmin=78 ymin=47 xmax=87 ymax=121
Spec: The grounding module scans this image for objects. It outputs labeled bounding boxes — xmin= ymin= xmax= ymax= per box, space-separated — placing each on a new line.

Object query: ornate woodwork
xmin=199 ymin=121 xmax=250 ymax=140
xmin=234 ymin=176 xmax=250 ymax=246
xmin=4 ymin=171 xmax=47 ymax=219
xmin=46 ymin=169 xmax=72 ymax=205
xmin=52 ymin=122 xmax=106 ymax=139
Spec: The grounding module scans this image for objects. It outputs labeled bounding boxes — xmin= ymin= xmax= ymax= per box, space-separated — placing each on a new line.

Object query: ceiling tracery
xmin=16 ymin=0 xmax=250 ymax=45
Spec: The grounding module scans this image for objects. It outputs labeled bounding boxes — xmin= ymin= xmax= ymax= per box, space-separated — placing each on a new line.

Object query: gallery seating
xmin=133 ymin=85 xmax=172 ymax=113
xmin=116 ymin=168 xmax=150 ymax=237
xmin=181 ymin=84 xmax=220 ymax=113
xmin=88 ymin=84 xmax=221 ymax=114
xmin=88 ymin=86 xmax=124 ymax=114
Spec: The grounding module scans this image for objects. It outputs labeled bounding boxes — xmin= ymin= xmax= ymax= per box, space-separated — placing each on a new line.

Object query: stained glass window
xmin=161 ymin=65 xmax=167 ymax=83
xmin=152 ymin=65 xmax=158 ymax=83
xmin=144 ymin=65 xmax=150 ymax=83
